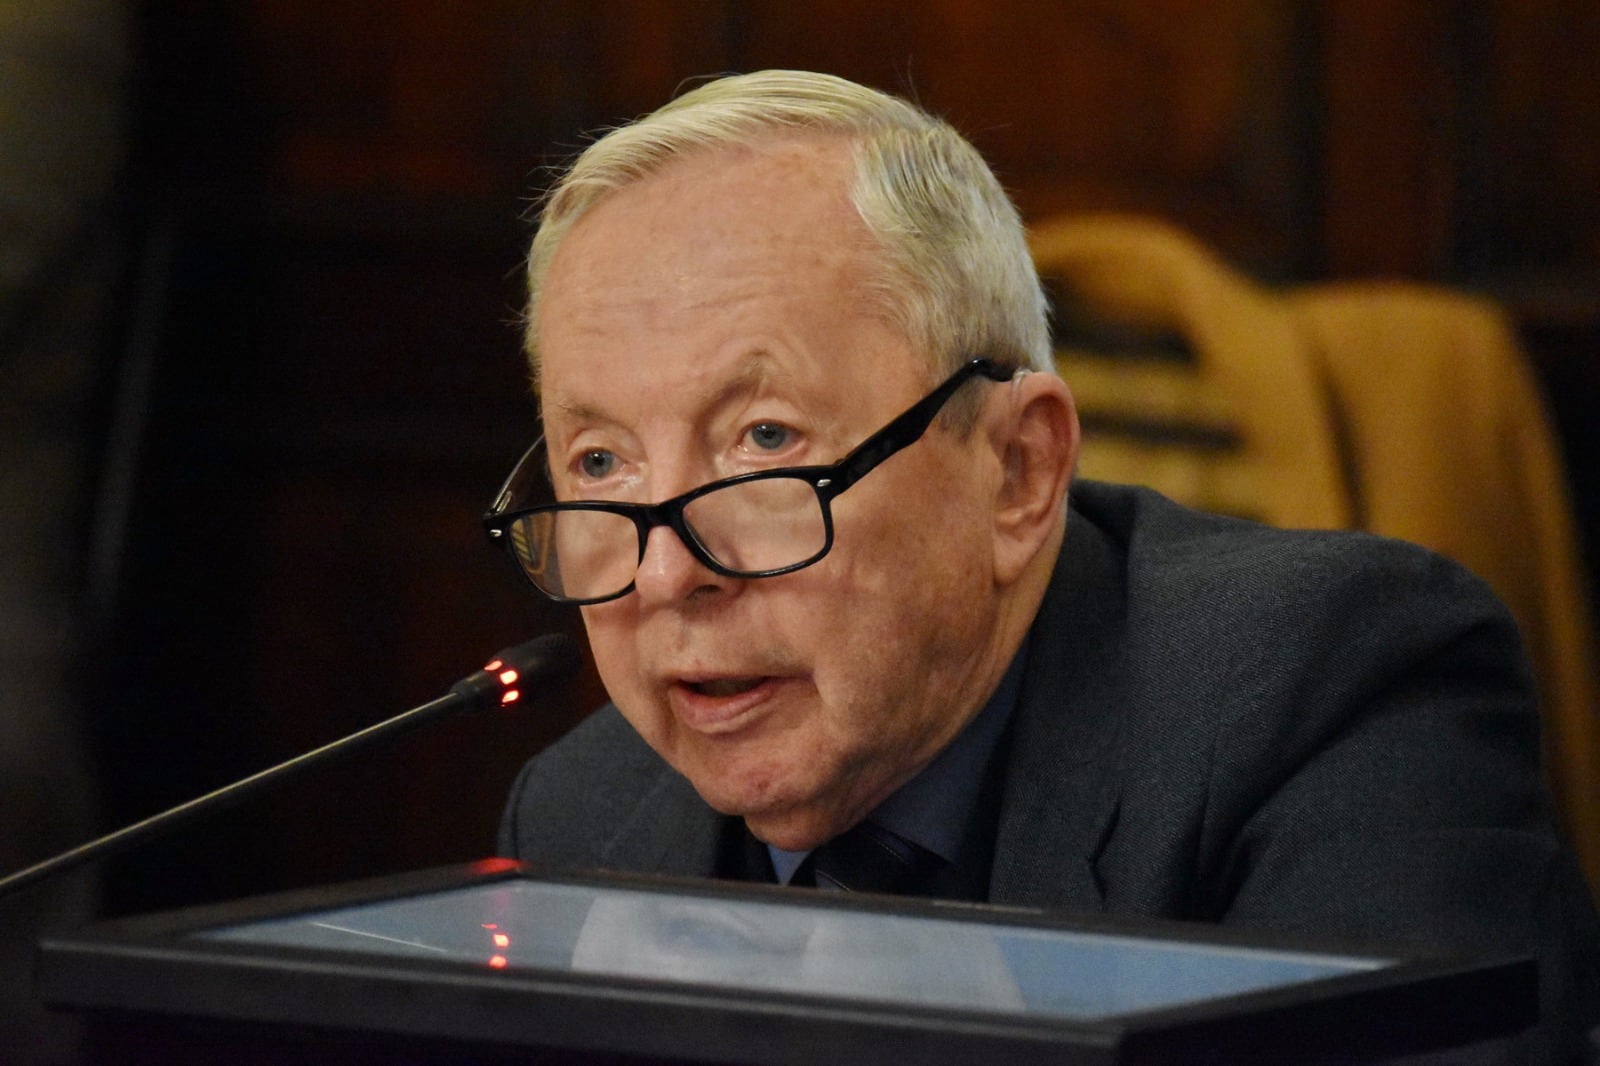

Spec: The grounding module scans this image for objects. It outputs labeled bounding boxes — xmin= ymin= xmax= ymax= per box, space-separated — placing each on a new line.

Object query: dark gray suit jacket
xmin=500 ymin=480 xmax=1600 ymax=1061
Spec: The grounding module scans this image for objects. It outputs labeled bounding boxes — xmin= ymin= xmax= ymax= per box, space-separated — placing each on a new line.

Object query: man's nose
xmin=632 ymin=524 xmax=733 ymax=606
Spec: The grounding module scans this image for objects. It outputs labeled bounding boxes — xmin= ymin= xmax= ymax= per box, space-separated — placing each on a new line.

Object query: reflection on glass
xmin=194 ymin=880 xmax=1386 ymax=1021
xmin=570 ymin=893 xmax=1024 ymax=1011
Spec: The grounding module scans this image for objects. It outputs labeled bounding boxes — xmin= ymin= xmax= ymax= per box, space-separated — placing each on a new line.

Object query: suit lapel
xmin=595 ymin=761 xmax=728 ymax=879
xmin=989 ymin=503 xmax=1129 ymax=913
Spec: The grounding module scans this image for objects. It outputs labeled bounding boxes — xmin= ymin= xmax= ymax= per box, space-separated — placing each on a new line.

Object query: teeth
xmin=694 ymin=678 xmax=762 ymax=697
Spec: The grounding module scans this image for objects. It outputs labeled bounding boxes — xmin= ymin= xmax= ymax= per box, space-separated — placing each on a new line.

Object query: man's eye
xmin=578 ymin=450 xmax=616 ymax=478
xmin=747 ymin=423 xmax=791 ymax=451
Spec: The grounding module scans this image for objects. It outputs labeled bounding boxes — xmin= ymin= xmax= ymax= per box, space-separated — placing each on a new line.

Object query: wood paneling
xmin=1316 ymin=2 xmax=1464 ymax=277
xmin=734 ymin=2 xmax=1314 ymax=270
xmin=1478 ymin=0 xmax=1600 ymax=275
xmin=165 ymin=0 xmax=1320 ymax=271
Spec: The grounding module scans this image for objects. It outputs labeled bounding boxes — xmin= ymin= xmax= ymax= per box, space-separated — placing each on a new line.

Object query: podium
xmin=37 ymin=861 xmax=1534 ymax=1064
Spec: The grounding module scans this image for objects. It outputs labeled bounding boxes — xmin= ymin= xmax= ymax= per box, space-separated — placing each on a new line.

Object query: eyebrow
xmin=546 ymin=353 xmax=788 ymax=427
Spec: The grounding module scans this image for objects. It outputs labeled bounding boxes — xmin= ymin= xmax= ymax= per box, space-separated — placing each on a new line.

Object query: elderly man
xmin=490 ymin=71 xmax=1599 ymax=1059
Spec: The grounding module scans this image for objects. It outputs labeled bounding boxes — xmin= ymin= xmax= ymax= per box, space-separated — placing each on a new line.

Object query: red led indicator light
xmin=499 ymin=669 xmax=519 ymax=685
xmin=501 ymin=690 xmax=521 ymax=706
xmin=484 ymin=659 xmax=504 ymax=672
xmin=492 ymin=933 xmax=511 ymax=948
xmin=482 ymin=923 xmax=499 ymax=930
xmin=488 ymin=955 xmax=508 ymax=969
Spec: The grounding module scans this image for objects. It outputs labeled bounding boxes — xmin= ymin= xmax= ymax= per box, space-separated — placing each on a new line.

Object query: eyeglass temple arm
xmin=823 ymin=359 xmax=1011 ymax=496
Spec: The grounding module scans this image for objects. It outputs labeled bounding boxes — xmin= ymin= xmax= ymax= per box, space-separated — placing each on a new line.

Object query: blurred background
xmin=2 ymin=1 xmax=1597 ymax=1060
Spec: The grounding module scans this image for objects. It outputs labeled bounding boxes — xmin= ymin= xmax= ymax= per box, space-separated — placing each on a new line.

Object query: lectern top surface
xmin=195 ymin=876 xmax=1385 ymax=1022
xmin=39 ymin=867 xmax=1537 ymax=1064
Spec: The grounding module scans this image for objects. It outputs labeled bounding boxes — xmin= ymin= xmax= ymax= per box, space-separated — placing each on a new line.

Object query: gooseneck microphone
xmin=0 ymin=633 xmax=581 ymax=900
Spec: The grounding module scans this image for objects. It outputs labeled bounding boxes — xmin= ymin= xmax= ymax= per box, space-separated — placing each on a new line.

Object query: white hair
xmin=524 ymin=70 xmax=1052 ymax=408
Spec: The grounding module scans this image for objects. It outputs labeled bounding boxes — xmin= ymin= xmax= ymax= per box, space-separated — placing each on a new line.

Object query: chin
xmin=730 ymin=781 xmax=869 ymax=852
xmin=687 ymin=762 xmax=843 ymax=850
xmin=741 ymin=808 xmax=839 ymax=853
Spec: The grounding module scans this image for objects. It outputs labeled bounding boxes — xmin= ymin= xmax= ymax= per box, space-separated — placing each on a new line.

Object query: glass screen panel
xmin=194 ymin=880 xmax=1387 ymax=1020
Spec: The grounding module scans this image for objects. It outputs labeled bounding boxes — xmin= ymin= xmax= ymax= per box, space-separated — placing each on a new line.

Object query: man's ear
xmin=989 ymin=372 xmax=1079 ymax=584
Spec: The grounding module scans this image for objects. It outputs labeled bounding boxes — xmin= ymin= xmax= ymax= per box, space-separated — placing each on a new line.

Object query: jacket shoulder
xmin=497 ymin=705 xmax=669 ymax=866
xmin=1071 ymin=479 xmax=1516 ymax=643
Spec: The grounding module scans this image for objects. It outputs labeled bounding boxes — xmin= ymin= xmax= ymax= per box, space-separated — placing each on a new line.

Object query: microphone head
xmin=452 ymin=633 xmax=582 ymax=712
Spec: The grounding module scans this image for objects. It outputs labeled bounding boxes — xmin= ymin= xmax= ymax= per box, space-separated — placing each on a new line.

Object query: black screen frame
xmin=37 ymin=861 xmax=1536 ymax=1065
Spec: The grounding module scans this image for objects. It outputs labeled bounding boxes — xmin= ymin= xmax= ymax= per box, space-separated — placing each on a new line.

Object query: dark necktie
xmin=793 ymin=821 xmax=945 ymax=895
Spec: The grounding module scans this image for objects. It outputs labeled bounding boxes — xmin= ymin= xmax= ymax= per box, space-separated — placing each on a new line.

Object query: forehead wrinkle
xmin=544 ymin=351 xmax=791 ymax=435
xmin=694 ymin=351 xmax=789 ymax=419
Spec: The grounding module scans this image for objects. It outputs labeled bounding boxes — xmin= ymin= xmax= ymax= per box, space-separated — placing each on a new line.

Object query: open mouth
xmin=688 ymin=677 xmax=765 ymax=698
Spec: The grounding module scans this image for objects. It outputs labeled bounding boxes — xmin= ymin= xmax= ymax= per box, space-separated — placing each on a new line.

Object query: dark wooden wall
xmin=93 ymin=0 xmax=1599 ymax=915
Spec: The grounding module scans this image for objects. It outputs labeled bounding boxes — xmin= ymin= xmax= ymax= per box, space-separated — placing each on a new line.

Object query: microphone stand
xmin=0 ymin=633 xmax=579 ymax=900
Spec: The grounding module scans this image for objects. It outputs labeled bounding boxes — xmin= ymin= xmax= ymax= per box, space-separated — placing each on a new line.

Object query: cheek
xmin=578 ymin=605 xmax=661 ymax=723
xmin=803 ymin=478 xmax=994 ymax=706
xmin=829 ymin=457 xmax=992 ymax=608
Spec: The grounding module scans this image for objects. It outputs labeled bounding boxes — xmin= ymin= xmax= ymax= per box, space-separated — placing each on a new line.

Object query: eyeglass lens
xmin=506 ymin=475 xmax=829 ymax=601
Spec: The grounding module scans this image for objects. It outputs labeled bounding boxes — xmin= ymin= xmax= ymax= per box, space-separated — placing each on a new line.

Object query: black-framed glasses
xmin=483 ymin=357 xmax=1015 ymax=604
